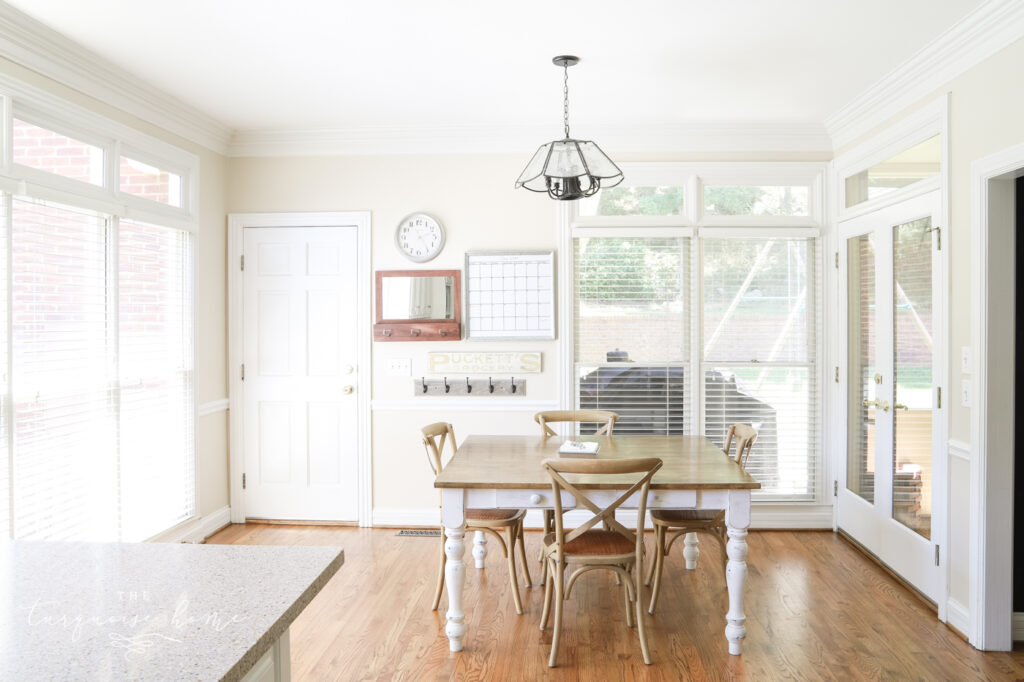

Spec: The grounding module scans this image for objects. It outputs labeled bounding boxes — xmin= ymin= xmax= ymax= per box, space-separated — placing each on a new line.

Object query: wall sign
xmin=428 ymin=351 xmax=542 ymax=374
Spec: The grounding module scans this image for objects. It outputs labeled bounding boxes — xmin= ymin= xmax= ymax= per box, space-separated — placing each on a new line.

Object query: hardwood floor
xmin=208 ymin=524 xmax=1024 ymax=681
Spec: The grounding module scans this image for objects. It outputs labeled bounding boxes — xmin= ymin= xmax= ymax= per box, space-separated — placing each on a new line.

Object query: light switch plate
xmin=961 ymin=346 xmax=972 ymax=374
xmin=961 ymin=378 xmax=971 ymax=408
xmin=388 ymin=358 xmax=411 ymax=376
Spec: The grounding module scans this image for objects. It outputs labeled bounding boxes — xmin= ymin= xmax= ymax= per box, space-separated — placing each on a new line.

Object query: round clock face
xmin=395 ymin=213 xmax=445 ymax=263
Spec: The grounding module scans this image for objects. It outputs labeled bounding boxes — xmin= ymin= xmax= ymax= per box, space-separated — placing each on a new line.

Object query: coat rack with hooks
xmin=414 ymin=376 xmax=524 ymax=397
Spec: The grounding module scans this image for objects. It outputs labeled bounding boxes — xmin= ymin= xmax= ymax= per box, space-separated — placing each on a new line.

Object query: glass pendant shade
xmin=515 ymin=138 xmax=623 ymax=200
xmin=515 ymin=55 xmax=623 ymax=201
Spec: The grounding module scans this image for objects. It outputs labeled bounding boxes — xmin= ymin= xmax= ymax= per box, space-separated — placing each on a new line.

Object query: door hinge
xmin=240 ymin=254 xmax=245 ymax=271
xmin=241 ymin=364 xmax=245 ymax=381
xmin=835 ymin=366 xmax=840 ymax=383
xmin=935 ymin=545 xmax=940 ymax=566
xmin=834 ymin=252 xmax=839 ymax=269
xmin=833 ymin=480 xmax=838 ymax=497
xmin=242 ymin=473 xmax=246 ymax=490
xmin=936 ymin=386 xmax=941 ymax=408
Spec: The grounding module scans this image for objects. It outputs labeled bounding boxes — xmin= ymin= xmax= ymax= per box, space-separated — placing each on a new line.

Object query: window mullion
xmin=107 ymin=214 xmax=121 ymax=541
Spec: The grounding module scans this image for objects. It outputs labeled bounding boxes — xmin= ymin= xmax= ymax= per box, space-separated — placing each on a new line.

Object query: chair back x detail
xmin=534 ymin=410 xmax=618 ymax=438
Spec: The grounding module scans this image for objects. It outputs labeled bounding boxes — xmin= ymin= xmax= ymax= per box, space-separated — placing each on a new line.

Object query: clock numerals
xmin=396 ymin=213 xmax=444 ymax=262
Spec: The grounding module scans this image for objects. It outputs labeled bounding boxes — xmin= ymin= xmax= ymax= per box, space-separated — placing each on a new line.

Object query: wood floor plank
xmin=207 ymin=525 xmax=1024 ymax=680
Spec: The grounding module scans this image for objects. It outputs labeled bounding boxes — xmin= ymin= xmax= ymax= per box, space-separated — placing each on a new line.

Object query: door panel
xmin=243 ymin=226 xmax=359 ymax=521
xmin=838 ymin=191 xmax=941 ymax=602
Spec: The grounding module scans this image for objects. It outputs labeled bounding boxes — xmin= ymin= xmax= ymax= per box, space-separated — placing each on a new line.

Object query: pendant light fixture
xmin=515 ymin=55 xmax=623 ymax=201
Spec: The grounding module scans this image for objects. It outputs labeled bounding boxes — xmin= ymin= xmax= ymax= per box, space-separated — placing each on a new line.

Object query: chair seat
xmin=650 ymin=509 xmax=723 ymax=525
xmin=467 ymin=508 xmax=523 ymax=522
xmin=543 ymin=529 xmax=635 ymax=556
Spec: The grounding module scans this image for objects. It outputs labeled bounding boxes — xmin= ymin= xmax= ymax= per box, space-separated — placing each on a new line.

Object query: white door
xmin=242 ymin=226 xmax=359 ymax=521
xmin=838 ymin=190 xmax=943 ymax=601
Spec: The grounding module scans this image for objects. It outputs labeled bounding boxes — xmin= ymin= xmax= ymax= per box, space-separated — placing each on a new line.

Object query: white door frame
xmin=969 ymin=143 xmax=1024 ymax=650
xmin=227 ymin=212 xmax=372 ymax=527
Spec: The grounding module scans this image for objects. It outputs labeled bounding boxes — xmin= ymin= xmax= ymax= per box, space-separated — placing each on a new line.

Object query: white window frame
xmin=0 ymin=72 xmax=201 ymax=540
xmin=561 ymin=162 xmax=831 ymax=522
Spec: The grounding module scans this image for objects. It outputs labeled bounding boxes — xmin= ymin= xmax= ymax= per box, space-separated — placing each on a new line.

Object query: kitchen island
xmin=0 ymin=540 xmax=344 ymax=681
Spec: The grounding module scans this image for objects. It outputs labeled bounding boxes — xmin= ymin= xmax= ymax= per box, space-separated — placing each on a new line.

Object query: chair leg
xmin=623 ymin=568 xmax=635 ymax=628
xmin=645 ymin=524 xmax=662 ymax=586
xmin=548 ymin=561 xmax=565 ymax=668
xmin=506 ymin=525 xmax=524 ymax=615
xmin=634 ymin=564 xmax=652 ymax=665
xmin=648 ymin=526 xmax=667 ymax=615
xmin=516 ymin=522 xmax=533 ymax=588
xmin=431 ymin=533 xmax=446 ymax=611
xmin=540 ymin=558 xmax=554 ymax=630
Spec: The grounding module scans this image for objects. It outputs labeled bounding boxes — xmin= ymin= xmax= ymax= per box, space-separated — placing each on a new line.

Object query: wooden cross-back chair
xmin=534 ymin=410 xmax=619 ymax=438
xmin=421 ymin=422 xmax=532 ymax=614
xmin=539 ymin=456 xmax=663 ymax=667
xmin=533 ymin=410 xmax=619 ymax=582
xmin=645 ymin=423 xmax=758 ymax=614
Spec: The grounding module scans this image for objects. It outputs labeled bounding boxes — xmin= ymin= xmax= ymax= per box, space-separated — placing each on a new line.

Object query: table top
xmin=0 ymin=541 xmax=344 ymax=682
xmin=434 ymin=434 xmax=760 ymax=490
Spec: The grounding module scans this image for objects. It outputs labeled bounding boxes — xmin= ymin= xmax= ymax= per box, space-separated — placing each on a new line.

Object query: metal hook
xmin=444 ymin=377 xmax=450 ymax=394
xmin=488 ymin=377 xmax=495 ymax=394
xmin=511 ymin=377 xmax=517 ymax=394
xmin=466 ymin=377 xmax=472 ymax=393
xmin=422 ymin=377 xmax=428 ymax=394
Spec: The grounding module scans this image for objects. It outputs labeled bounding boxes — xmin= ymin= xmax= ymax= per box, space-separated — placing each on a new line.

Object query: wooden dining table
xmin=433 ymin=434 xmax=761 ymax=656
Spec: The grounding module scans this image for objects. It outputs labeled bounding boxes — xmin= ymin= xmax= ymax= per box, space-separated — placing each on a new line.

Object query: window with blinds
xmin=702 ymin=237 xmax=818 ymax=499
xmin=6 ymin=197 xmax=195 ymax=541
xmin=574 ymin=236 xmax=691 ymax=435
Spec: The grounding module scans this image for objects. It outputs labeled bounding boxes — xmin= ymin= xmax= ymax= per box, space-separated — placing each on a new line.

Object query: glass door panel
xmin=892 ymin=218 xmax=933 ymax=539
xmin=847 ymin=234 xmax=876 ymax=503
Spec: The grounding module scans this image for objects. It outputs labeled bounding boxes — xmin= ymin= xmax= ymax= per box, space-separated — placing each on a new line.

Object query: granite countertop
xmin=0 ymin=541 xmax=344 ymax=681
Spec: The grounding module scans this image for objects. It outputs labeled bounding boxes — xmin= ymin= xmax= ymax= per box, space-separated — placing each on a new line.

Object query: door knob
xmin=342 ymin=385 xmax=354 ymax=395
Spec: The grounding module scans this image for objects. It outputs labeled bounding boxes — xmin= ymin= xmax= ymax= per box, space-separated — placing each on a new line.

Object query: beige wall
xmin=0 ymin=57 xmax=230 ymax=516
xmin=837 ymin=36 xmax=1024 ymax=607
xmin=225 ymin=151 xmax=830 ymax=513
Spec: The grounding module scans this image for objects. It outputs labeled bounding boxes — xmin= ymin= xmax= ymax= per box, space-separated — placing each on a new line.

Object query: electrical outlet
xmin=961 ymin=379 xmax=971 ymax=408
xmin=388 ymin=358 xmax=411 ymax=376
xmin=961 ymin=346 xmax=972 ymax=374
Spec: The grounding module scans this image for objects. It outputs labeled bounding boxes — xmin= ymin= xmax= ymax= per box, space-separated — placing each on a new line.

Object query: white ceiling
xmin=3 ymin=0 xmax=984 ymax=138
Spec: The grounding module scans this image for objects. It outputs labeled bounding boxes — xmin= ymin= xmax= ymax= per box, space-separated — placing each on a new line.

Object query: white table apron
xmin=439 ymin=486 xmax=752 ymax=655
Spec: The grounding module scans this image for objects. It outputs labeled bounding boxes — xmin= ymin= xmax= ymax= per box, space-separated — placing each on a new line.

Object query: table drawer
xmin=493 ymin=489 xmax=575 ymax=509
xmin=648 ymin=490 xmax=697 ymax=508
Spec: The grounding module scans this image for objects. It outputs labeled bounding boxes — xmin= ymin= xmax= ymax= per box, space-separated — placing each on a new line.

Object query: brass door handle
xmin=893 ymin=403 xmax=909 ymax=411
xmin=862 ymin=398 xmax=890 ymax=412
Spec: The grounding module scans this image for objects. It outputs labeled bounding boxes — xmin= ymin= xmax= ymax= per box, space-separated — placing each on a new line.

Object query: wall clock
xmin=395 ymin=212 xmax=445 ymax=263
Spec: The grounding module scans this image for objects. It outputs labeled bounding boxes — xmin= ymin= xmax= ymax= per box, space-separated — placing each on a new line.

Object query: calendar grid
xmin=465 ymin=251 xmax=556 ymax=340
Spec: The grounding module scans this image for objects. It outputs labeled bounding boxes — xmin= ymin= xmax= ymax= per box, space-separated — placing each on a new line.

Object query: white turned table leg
xmin=472 ymin=530 xmax=487 ymax=569
xmin=682 ymin=532 xmax=700 ymax=569
xmin=724 ymin=489 xmax=751 ymax=656
xmin=441 ymin=489 xmax=468 ymax=653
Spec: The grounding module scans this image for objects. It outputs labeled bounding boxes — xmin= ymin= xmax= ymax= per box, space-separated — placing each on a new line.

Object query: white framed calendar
xmin=464 ymin=250 xmax=556 ymax=340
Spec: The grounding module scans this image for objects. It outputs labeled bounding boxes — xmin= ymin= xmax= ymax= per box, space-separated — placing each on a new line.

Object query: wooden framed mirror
xmin=374 ymin=270 xmax=461 ymax=341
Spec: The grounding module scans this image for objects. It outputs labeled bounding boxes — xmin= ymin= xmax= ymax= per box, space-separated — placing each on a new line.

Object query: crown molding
xmin=825 ymin=0 xmax=1024 ymax=151
xmin=0 ymin=2 xmax=232 ymax=154
xmin=227 ymin=121 xmax=831 ymax=157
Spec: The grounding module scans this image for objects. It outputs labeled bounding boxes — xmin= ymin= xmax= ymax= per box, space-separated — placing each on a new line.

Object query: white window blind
xmin=702 ymin=237 xmax=818 ymax=499
xmin=574 ymin=236 xmax=691 ymax=434
xmin=6 ymin=197 xmax=195 ymax=541
xmin=118 ymin=219 xmax=194 ymax=540
xmin=11 ymin=198 xmax=117 ymax=540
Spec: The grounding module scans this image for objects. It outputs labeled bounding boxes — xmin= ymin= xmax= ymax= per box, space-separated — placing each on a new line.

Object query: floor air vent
xmin=396 ymin=529 xmax=442 ymax=537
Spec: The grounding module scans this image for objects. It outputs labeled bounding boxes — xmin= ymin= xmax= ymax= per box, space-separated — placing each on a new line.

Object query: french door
xmin=838 ymin=190 xmax=944 ymax=603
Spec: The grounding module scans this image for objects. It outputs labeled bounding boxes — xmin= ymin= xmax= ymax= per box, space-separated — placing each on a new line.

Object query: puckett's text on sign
xmin=427 ymin=351 xmax=541 ymax=374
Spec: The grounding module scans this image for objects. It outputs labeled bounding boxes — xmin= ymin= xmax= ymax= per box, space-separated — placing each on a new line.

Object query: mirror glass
xmin=381 ymin=276 xmax=456 ymax=319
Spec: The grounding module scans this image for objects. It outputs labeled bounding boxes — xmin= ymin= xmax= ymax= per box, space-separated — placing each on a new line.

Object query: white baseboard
xmin=1014 ymin=611 xmax=1024 ymax=641
xmin=147 ymin=506 xmax=232 ymax=544
xmin=947 ymin=597 xmax=970 ymax=636
xmin=372 ymin=505 xmax=833 ymax=530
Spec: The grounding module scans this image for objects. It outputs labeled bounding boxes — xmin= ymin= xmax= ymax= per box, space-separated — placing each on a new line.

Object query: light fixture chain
xmin=562 ymin=64 xmax=570 ymax=139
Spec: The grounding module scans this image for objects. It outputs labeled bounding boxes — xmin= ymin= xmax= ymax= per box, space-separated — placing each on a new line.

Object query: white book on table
xmin=558 ymin=440 xmax=600 ymax=455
